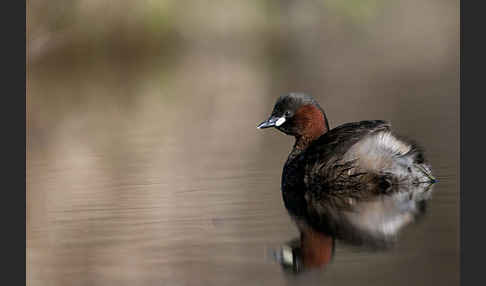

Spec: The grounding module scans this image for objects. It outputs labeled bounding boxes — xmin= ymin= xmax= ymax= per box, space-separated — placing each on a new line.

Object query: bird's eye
xmin=284 ymin=111 xmax=291 ymax=117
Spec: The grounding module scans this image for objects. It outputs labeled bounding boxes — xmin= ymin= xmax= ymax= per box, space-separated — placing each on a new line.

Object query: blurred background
xmin=27 ymin=0 xmax=459 ymax=285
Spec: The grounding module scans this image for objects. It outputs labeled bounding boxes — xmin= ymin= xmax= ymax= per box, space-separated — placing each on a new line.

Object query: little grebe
xmin=257 ymin=93 xmax=436 ymax=232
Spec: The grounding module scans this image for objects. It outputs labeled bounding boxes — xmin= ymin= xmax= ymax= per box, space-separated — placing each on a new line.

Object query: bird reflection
xmin=275 ymin=182 xmax=435 ymax=274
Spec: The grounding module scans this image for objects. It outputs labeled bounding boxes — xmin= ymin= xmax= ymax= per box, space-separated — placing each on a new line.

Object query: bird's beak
xmin=257 ymin=116 xmax=286 ymax=129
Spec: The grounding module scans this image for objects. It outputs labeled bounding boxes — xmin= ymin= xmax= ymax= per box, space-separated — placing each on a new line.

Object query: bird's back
xmin=305 ymin=120 xmax=433 ymax=192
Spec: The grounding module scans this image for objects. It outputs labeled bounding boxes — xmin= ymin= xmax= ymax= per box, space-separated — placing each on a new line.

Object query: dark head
xmin=258 ymin=93 xmax=329 ymax=144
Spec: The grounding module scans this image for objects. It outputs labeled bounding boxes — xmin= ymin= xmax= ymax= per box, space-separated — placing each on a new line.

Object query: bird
xmin=257 ymin=92 xmax=436 ymax=235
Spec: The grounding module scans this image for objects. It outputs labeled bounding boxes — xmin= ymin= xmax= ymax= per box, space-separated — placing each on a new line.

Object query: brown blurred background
xmin=27 ymin=0 xmax=459 ymax=285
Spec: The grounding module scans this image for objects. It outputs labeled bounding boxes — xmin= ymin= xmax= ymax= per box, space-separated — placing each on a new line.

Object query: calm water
xmin=27 ymin=1 xmax=459 ymax=285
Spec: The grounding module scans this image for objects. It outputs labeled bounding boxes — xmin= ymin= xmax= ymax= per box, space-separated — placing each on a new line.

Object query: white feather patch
xmin=275 ymin=117 xmax=286 ymax=126
xmin=342 ymin=131 xmax=412 ymax=172
xmin=281 ymin=245 xmax=293 ymax=264
xmin=374 ymin=132 xmax=411 ymax=155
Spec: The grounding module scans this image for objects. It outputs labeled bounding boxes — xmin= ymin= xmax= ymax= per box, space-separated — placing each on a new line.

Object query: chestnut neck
xmin=291 ymin=104 xmax=329 ymax=154
xmin=301 ymin=227 xmax=334 ymax=269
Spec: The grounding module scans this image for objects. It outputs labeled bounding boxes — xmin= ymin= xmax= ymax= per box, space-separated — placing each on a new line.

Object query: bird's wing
xmin=302 ymin=120 xmax=392 ymax=195
xmin=304 ymin=120 xmax=391 ymax=169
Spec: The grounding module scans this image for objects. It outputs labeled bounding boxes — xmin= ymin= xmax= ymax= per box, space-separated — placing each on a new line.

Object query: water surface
xmin=27 ymin=1 xmax=459 ymax=285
